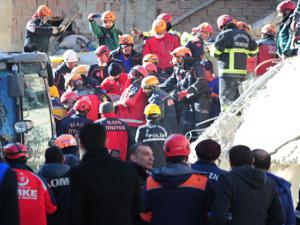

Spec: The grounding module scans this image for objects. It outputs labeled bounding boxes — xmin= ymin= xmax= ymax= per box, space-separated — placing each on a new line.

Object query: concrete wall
xmin=0 ymin=0 xmax=13 ymax=51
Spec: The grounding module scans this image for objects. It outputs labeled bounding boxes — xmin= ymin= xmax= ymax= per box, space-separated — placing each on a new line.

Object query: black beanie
xmin=108 ymin=62 xmax=122 ymax=76
xmin=195 ymin=139 xmax=221 ymax=161
xmin=99 ymin=101 xmax=114 ymax=114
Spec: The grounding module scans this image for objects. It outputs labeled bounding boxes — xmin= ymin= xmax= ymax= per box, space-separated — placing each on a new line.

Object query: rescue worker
xmin=60 ymin=90 xmax=78 ymax=115
xmin=141 ymin=134 xmax=213 ymax=225
xmin=101 ymin=62 xmax=128 ymax=101
xmin=55 ymin=134 xmax=80 ymax=168
xmin=185 ymin=26 xmax=205 ymax=61
xmin=110 ymin=34 xmax=142 ymax=73
xmin=277 ymin=0 xmax=297 ymax=58
xmin=88 ymin=10 xmax=122 ymax=50
xmin=38 ymin=146 xmax=71 ymax=225
xmin=87 ymin=45 xmax=111 ymax=85
xmin=58 ymin=99 xmax=92 ymax=139
xmin=212 ymin=15 xmax=258 ymax=110
xmin=135 ymin=103 xmax=168 ymax=168
xmin=95 ymin=101 xmax=133 ymax=161
xmin=115 ymin=65 xmax=148 ymax=138
xmin=3 ymin=143 xmax=57 ymax=225
xmin=53 ymin=49 xmax=79 ymax=95
xmin=143 ymin=18 xmax=180 ymax=75
xmin=197 ymin=22 xmax=215 ymax=44
xmin=141 ymin=75 xmax=177 ymax=134
xmin=142 ymin=53 xmax=159 ymax=66
xmin=256 ymin=24 xmax=277 ymax=76
xmin=160 ymin=47 xmax=211 ymax=134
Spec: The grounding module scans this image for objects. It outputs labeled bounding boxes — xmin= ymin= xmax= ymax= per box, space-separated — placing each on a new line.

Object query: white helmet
xmin=63 ymin=50 xmax=78 ymax=63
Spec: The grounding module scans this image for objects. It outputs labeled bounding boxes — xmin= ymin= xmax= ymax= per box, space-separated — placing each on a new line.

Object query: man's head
xmin=119 ymin=34 xmax=134 ymax=56
xmin=152 ymin=19 xmax=167 ymax=38
xmin=252 ymin=149 xmax=271 ymax=171
xmin=55 ymin=134 xmax=79 ymax=156
xmin=144 ymin=103 xmax=161 ymax=121
xmin=95 ymin=45 xmax=111 ymax=66
xmin=195 ymin=139 xmax=221 ymax=162
xmin=74 ymin=99 xmax=91 ymax=115
xmin=196 ymin=22 xmax=213 ymax=41
xmin=99 ymin=101 xmax=114 ymax=117
xmin=164 ymin=134 xmax=190 ymax=164
xmin=101 ymin=11 xmax=116 ymax=29
xmin=277 ymin=0 xmax=296 ymax=20
xmin=34 ymin=5 xmax=52 ymax=23
xmin=170 ymin=47 xmax=192 ymax=65
xmin=108 ymin=62 xmax=123 ymax=80
xmin=3 ymin=143 xmax=29 ymax=163
xmin=157 ymin=13 xmax=173 ymax=31
xmin=229 ymin=145 xmax=253 ymax=168
xmin=63 ymin=50 xmax=79 ymax=70
xmin=141 ymin=75 xmax=159 ymax=96
xmin=143 ymin=54 xmax=159 ymax=66
xmin=45 ymin=146 xmax=64 ymax=164
xmin=60 ymin=91 xmax=77 ymax=110
xmin=217 ymin=14 xmax=237 ymax=31
xmin=128 ymin=144 xmax=154 ymax=170
xmin=79 ymin=123 xmax=107 ymax=154
xmin=261 ymin=24 xmax=277 ymax=39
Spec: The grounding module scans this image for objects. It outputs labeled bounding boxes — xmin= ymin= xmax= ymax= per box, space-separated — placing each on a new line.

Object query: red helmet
xmin=277 ymin=0 xmax=296 ymax=12
xmin=129 ymin=65 xmax=148 ymax=78
xmin=198 ymin=22 xmax=213 ymax=34
xmin=163 ymin=134 xmax=190 ymax=158
xmin=61 ymin=91 xmax=77 ymax=104
xmin=95 ymin=45 xmax=111 ymax=56
xmin=217 ymin=14 xmax=235 ymax=30
xmin=3 ymin=143 xmax=29 ymax=160
xmin=143 ymin=62 xmax=158 ymax=74
xmin=157 ymin=13 xmax=172 ymax=24
xmin=74 ymin=99 xmax=91 ymax=112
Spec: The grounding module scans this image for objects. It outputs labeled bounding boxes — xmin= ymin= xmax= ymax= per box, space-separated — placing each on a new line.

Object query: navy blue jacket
xmin=53 ymin=63 xmax=72 ymax=95
xmin=111 ymin=47 xmax=142 ymax=73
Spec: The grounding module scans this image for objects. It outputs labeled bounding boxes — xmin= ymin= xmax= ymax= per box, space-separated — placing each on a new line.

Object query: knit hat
xmin=99 ymin=101 xmax=114 ymax=114
xmin=195 ymin=139 xmax=221 ymax=161
xmin=108 ymin=62 xmax=122 ymax=76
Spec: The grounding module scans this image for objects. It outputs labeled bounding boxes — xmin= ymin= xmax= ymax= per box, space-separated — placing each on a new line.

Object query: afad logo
xmin=17 ymin=172 xmax=29 ymax=187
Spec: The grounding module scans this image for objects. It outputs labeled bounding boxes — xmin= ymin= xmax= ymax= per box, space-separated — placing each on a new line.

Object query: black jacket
xmin=0 ymin=162 xmax=19 ymax=225
xmin=211 ymin=166 xmax=284 ymax=225
xmin=38 ymin=163 xmax=71 ymax=225
xmin=53 ymin=63 xmax=72 ymax=95
xmin=69 ymin=149 xmax=140 ymax=225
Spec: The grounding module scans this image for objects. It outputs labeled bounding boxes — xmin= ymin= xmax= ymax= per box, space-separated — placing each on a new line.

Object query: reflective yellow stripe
xmin=224 ymin=48 xmax=258 ymax=55
xmin=221 ymin=69 xmax=247 ymax=75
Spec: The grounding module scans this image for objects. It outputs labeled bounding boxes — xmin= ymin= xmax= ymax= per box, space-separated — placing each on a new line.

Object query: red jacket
xmin=116 ymin=81 xmax=147 ymax=128
xmin=256 ymin=38 xmax=276 ymax=76
xmin=101 ymin=72 xmax=128 ymax=95
xmin=14 ymin=168 xmax=57 ymax=225
xmin=143 ymin=33 xmax=180 ymax=71
xmin=247 ymin=56 xmax=256 ymax=73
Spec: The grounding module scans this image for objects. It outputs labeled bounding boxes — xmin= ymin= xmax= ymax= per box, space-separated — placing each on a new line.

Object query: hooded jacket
xmin=211 ymin=166 xmax=284 ymax=225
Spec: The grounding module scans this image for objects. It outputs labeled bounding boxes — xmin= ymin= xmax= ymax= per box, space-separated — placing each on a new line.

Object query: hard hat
xmin=70 ymin=65 xmax=89 ymax=80
xmin=63 ymin=49 xmax=78 ymax=63
xmin=143 ymin=54 xmax=159 ymax=64
xmin=60 ymin=91 xmax=77 ymax=104
xmin=119 ymin=34 xmax=134 ymax=45
xmin=144 ymin=103 xmax=161 ymax=115
xmin=152 ymin=19 xmax=167 ymax=35
xmin=171 ymin=46 xmax=192 ymax=57
xmin=157 ymin=13 xmax=173 ymax=24
xmin=261 ymin=24 xmax=277 ymax=35
xmin=143 ymin=62 xmax=158 ymax=74
xmin=141 ymin=75 xmax=160 ymax=89
xmin=55 ymin=134 xmax=77 ymax=149
xmin=129 ymin=65 xmax=148 ymax=78
xmin=101 ymin=11 xmax=116 ymax=22
xmin=95 ymin=45 xmax=111 ymax=56
xmin=277 ymin=0 xmax=296 ymax=12
xmin=217 ymin=14 xmax=235 ymax=30
xmin=237 ymin=21 xmax=251 ymax=32
xmin=3 ymin=143 xmax=29 ymax=160
xmin=49 ymin=86 xmax=60 ymax=98
xmin=163 ymin=134 xmax=190 ymax=158
xmin=36 ymin=5 xmax=52 ymax=17
xmin=197 ymin=22 xmax=213 ymax=34
xmin=74 ymin=99 xmax=91 ymax=112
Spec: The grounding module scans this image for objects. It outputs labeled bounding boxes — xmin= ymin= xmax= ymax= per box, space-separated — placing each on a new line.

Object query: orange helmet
xmin=143 ymin=62 xmax=158 ymax=74
xmin=198 ymin=22 xmax=213 ymax=34
xmin=36 ymin=5 xmax=52 ymax=17
xmin=143 ymin=54 xmax=159 ymax=64
xmin=71 ymin=65 xmax=89 ymax=79
xmin=157 ymin=13 xmax=172 ymax=24
xmin=95 ymin=45 xmax=110 ymax=56
xmin=119 ymin=34 xmax=134 ymax=45
xmin=163 ymin=134 xmax=190 ymax=158
xmin=3 ymin=143 xmax=29 ymax=160
xmin=55 ymin=134 xmax=77 ymax=149
xmin=101 ymin=11 xmax=116 ymax=22
xmin=141 ymin=75 xmax=160 ymax=89
xmin=237 ymin=21 xmax=251 ymax=32
xmin=261 ymin=24 xmax=277 ymax=35
xmin=171 ymin=47 xmax=192 ymax=57
xmin=74 ymin=99 xmax=91 ymax=112
xmin=152 ymin=19 xmax=167 ymax=35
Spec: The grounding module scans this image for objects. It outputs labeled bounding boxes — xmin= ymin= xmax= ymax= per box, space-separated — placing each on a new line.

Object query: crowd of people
xmin=2 ymin=0 xmax=300 ymax=224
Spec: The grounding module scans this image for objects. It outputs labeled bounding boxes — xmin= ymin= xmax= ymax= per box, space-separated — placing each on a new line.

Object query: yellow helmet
xmin=144 ymin=103 xmax=161 ymax=116
xmin=171 ymin=47 xmax=192 ymax=57
xmin=101 ymin=11 xmax=116 ymax=22
xmin=119 ymin=34 xmax=134 ymax=45
xmin=71 ymin=65 xmax=89 ymax=79
xmin=49 ymin=85 xmax=60 ymax=98
xmin=152 ymin=19 xmax=167 ymax=35
xmin=141 ymin=75 xmax=160 ymax=89
xmin=143 ymin=54 xmax=159 ymax=64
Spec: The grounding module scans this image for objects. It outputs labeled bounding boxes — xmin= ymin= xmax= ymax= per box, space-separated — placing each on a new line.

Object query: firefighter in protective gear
xmin=95 ymin=102 xmax=133 ymax=161
xmin=197 ymin=22 xmax=214 ymax=43
xmin=60 ymin=91 xmax=77 ymax=113
xmin=256 ymin=24 xmax=277 ymax=76
xmin=135 ymin=104 xmax=167 ymax=168
xmin=143 ymin=19 xmax=180 ymax=74
xmin=3 ymin=143 xmax=57 ymax=225
xmin=277 ymin=0 xmax=297 ymax=57
xmin=88 ymin=10 xmax=122 ymax=50
xmin=54 ymin=49 xmax=79 ymax=95
xmin=212 ymin=14 xmax=258 ymax=110
xmin=160 ymin=47 xmax=211 ymax=134
xmin=141 ymin=75 xmax=177 ymax=134
xmin=143 ymin=54 xmax=159 ymax=66
xmin=141 ymin=134 xmax=213 ymax=225
xmin=111 ymin=34 xmax=142 ymax=73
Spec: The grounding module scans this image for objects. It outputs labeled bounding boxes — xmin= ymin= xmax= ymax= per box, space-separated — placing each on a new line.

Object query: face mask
xmin=155 ymin=33 xmax=165 ymax=39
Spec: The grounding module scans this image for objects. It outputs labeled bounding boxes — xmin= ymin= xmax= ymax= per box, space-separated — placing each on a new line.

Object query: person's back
xmin=69 ymin=123 xmax=140 ymax=225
